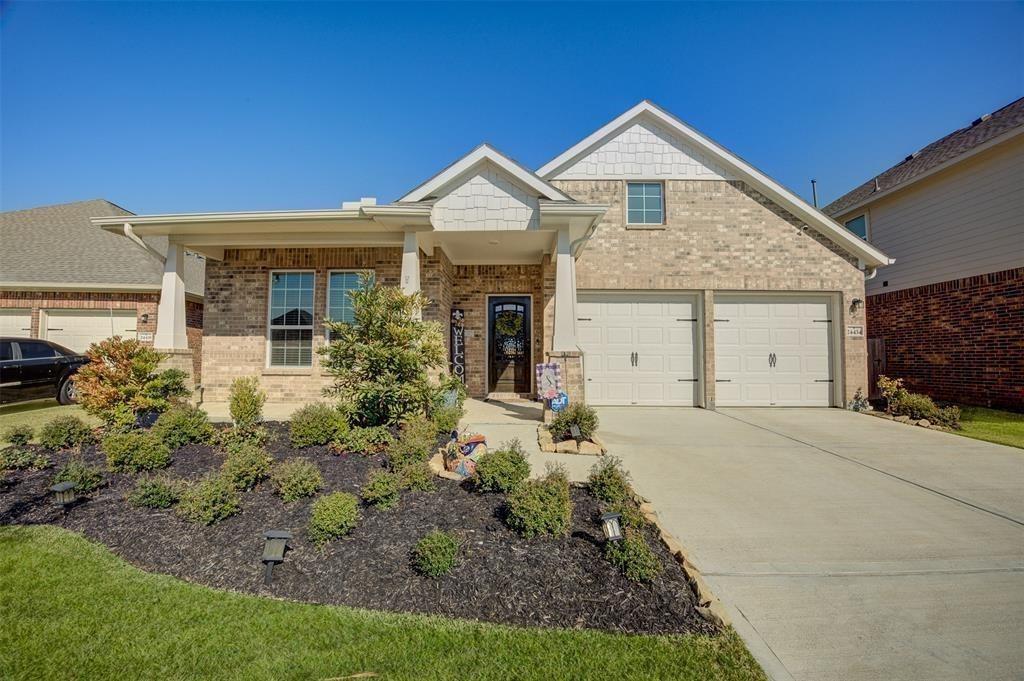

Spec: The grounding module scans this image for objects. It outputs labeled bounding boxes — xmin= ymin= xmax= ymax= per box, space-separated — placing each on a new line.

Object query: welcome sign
xmin=450 ymin=308 xmax=466 ymax=384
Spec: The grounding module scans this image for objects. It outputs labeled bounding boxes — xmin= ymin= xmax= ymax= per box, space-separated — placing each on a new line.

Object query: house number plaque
xmin=846 ymin=325 xmax=864 ymax=338
xmin=450 ymin=308 xmax=466 ymax=385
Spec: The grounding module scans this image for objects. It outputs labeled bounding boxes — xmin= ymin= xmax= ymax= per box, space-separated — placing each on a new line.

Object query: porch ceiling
xmin=427 ymin=230 xmax=556 ymax=265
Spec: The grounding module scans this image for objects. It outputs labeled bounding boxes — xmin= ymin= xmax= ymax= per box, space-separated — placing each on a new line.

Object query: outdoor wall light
xmin=49 ymin=481 xmax=77 ymax=512
xmin=262 ymin=530 xmax=292 ymax=585
xmin=140 ymin=313 xmax=150 ymax=324
xmin=850 ymin=298 xmax=864 ymax=314
xmin=600 ymin=512 xmax=623 ymax=543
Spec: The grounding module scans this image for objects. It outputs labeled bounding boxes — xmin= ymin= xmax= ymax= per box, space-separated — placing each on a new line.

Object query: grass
xmin=0 ymin=401 xmax=99 ymax=445
xmin=957 ymin=407 xmax=1024 ymax=449
xmin=0 ymin=525 xmax=765 ymax=681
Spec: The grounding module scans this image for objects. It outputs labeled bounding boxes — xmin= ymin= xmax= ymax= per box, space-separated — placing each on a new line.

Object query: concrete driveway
xmin=596 ymin=407 xmax=1024 ymax=681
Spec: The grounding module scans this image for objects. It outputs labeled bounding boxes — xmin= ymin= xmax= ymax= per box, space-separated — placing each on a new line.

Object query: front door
xmin=488 ymin=296 xmax=531 ymax=394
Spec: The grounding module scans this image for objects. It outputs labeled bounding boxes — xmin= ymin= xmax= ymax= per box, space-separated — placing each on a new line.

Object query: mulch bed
xmin=1 ymin=423 xmax=716 ymax=636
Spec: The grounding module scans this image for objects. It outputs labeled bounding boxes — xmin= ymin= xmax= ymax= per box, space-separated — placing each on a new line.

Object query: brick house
xmin=92 ymin=101 xmax=891 ymax=408
xmin=826 ymin=97 xmax=1023 ymax=410
xmin=0 ymin=199 xmax=205 ymax=382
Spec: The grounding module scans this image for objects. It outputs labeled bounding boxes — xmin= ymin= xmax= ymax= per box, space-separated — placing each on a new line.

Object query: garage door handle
xmin=715 ymin=379 xmax=732 ymax=383
xmin=713 ymin=318 xmax=729 ymax=322
xmin=677 ymin=378 xmax=698 ymax=382
xmin=577 ymin=317 xmax=592 ymax=321
xmin=676 ymin=318 xmax=697 ymax=322
xmin=47 ymin=328 xmax=63 ymax=332
xmin=815 ymin=379 xmax=834 ymax=383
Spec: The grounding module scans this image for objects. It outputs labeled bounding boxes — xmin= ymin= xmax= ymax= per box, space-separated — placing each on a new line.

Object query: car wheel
xmin=58 ymin=378 xmax=77 ymax=405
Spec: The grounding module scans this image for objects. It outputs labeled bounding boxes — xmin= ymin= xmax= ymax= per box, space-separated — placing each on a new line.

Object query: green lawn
xmin=958 ymin=407 xmax=1024 ymax=449
xmin=0 ymin=526 xmax=765 ymax=681
xmin=0 ymin=402 xmax=100 ymax=445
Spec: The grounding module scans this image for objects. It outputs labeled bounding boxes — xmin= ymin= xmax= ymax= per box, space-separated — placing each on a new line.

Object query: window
xmin=845 ymin=214 xmax=868 ymax=240
xmin=0 ymin=342 xmax=12 ymax=362
xmin=627 ymin=182 xmax=664 ymax=225
xmin=268 ymin=271 xmax=314 ymax=367
xmin=18 ymin=342 xmax=57 ymax=360
xmin=326 ymin=271 xmax=365 ymax=341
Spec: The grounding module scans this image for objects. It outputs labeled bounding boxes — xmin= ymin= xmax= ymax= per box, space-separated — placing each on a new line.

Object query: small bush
xmin=605 ymin=531 xmax=662 ymax=583
xmin=877 ymin=375 xmax=961 ymax=428
xmin=270 ymin=457 xmax=323 ymax=502
xmin=151 ymin=405 xmax=215 ymax=450
xmin=308 ymin=492 xmax=361 ymax=546
xmin=606 ymin=498 xmax=647 ymax=530
xmin=176 ymin=474 xmax=241 ymax=525
xmin=399 ymin=461 xmax=436 ymax=492
xmin=0 ymin=447 xmax=50 ymax=471
xmin=548 ymin=403 xmax=599 ymax=442
xmin=229 ymin=376 xmax=266 ymax=431
xmin=505 ymin=464 xmax=573 ymax=538
xmin=290 ymin=403 xmax=347 ymax=448
xmin=52 ymin=457 xmax=104 ymax=494
xmin=38 ymin=416 xmax=94 ymax=451
xmin=361 ymin=469 xmax=401 ymax=509
xmin=388 ymin=415 xmax=438 ymax=470
xmin=220 ymin=443 xmax=273 ymax=491
xmin=430 ymin=405 xmax=463 ymax=437
xmin=220 ymin=425 xmax=270 ymax=453
xmin=588 ymin=455 xmax=630 ymax=504
xmin=2 ymin=424 xmax=33 ymax=447
xmin=474 ymin=439 xmax=530 ymax=493
xmin=127 ymin=475 xmax=183 ymax=508
xmin=337 ymin=425 xmax=395 ymax=455
xmin=411 ymin=530 xmax=459 ymax=577
xmin=103 ymin=431 xmax=172 ymax=473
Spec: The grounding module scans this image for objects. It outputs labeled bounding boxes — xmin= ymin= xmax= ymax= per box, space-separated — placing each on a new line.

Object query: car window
xmin=18 ymin=342 xmax=57 ymax=360
xmin=0 ymin=342 xmax=12 ymax=361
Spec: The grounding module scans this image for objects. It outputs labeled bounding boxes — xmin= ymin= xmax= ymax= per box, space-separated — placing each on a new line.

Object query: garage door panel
xmin=0 ymin=309 xmax=32 ymax=336
xmin=604 ymin=354 xmax=633 ymax=373
xmin=43 ymin=309 xmax=137 ymax=353
xmin=636 ymin=327 xmax=664 ymax=345
xmin=606 ymin=327 xmax=632 ymax=345
xmin=743 ymin=328 xmax=771 ymax=345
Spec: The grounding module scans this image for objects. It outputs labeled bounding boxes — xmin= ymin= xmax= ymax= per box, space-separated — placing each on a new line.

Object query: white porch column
xmin=153 ymin=242 xmax=189 ymax=350
xmin=551 ymin=228 xmax=579 ymax=351
xmin=401 ymin=230 xmax=421 ymax=296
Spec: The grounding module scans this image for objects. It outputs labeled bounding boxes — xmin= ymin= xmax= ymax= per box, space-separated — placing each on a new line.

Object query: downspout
xmin=857 ymin=259 xmax=879 ymax=280
xmin=123 ymin=223 xmax=167 ymax=263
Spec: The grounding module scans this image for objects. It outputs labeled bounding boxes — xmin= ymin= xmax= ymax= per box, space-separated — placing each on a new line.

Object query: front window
xmin=627 ymin=182 xmax=664 ymax=224
xmin=845 ymin=214 xmax=868 ymax=240
xmin=326 ymin=271 xmax=363 ymax=340
xmin=268 ymin=271 xmax=314 ymax=367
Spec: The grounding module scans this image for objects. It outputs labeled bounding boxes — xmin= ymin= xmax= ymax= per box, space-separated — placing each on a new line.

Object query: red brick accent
xmin=866 ymin=267 xmax=1023 ymax=410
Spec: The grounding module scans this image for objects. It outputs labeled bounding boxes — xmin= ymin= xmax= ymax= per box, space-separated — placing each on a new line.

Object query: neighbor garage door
xmin=714 ymin=295 xmax=833 ymax=407
xmin=577 ymin=293 xmax=699 ymax=406
xmin=41 ymin=309 xmax=137 ymax=353
xmin=0 ymin=309 xmax=32 ymax=336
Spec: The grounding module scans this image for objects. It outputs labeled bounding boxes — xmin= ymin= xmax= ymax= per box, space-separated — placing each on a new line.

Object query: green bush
xmin=398 ymin=461 xmax=436 ymax=492
xmin=220 ymin=443 xmax=273 ymax=491
xmin=587 ymin=455 xmax=630 ymax=504
xmin=229 ymin=376 xmax=266 ymax=431
xmin=270 ymin=457 xmax=323 ymax=502
xmin=411 ymin=530 xmax=459 ymax=578
xmin=606 ymin=498 xmax=647 ymax=530
xmin=2 ymin=424 xmax=33 ymax=447
xmin=290 ymin=403 xmax=348 ymax=448
xmin=877 ymin=375 xmax=961 ymax=428
xmin=52 ymin=457 xmax=104 ymax=494
xmin=474 ymin=439 xmax=530 ymax=493
xmin=0 ymin=447 xmax=50 ymax=471
xmin=38 ymin=416 xmax=95 ymax=451
xmin=103 ymin=431 xmax=172 ymax=473
xmin=176 ymin=474 xmax=241 ymax=525
xmin=430 ymin=405 xmax=463 ymax=437
xmin=337 ymin=425 xmax=395 ymax=455
xmin=308 ymin=492 xmax=361 ymax=546
xmin=505 ymin=464 xmax=573 ymax=538
xmin=361 ymin=469 xmax=401 ymax=509
xmin=605 ymin=531 xmax=662 ymax=583
xmin=219 ymin=425 xmax=270 ymax=454
xmin=548 ymin=403 xmax=599 ymax=442
xmin=388 ymin=415 xmax=438 ymax=470
xmin=127 ymin=475 xmax=183 ymax=508
xmin=151 ymin=405 xmax=215 ymax=450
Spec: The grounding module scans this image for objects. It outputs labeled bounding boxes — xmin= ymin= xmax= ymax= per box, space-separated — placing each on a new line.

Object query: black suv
xmin=0 ymin=338 xmax=89 ymax=405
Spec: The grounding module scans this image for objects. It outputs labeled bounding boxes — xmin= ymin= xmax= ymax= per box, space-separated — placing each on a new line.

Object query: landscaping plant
xmin=289 ymin=402 xmax=348 ymax=448
xmin=505 ymin=464 xmax=573 ymax=538
xmin=103 ymin=431 xmax=172 ymax=473
xmin=411 ymin=530 xmax=459 ymax=578
xmin=0 ymin=447 xmax=50 ymax=471
xmin=270 ymin=457 xmax=324 ymax=502
xmin=307 ymin=492 xmax=361 ymax=546
xmin=878 ymin=375 xmax=961 ymax=428
xmin=52 ymin=457 xmax=104 ymax=495
xmin=605 ymin=530 xmax=663 ymax=583
xmin=474 ymin=439 xmax=530 ymax=493
xmin=548 ymin=403 xmax=599 ymax=442
xmin=38 ymin=416 xmax=95 ymax=451
xmin=127 ymin=475 xmax=183 ymax=508
xmin=220 ymin=443 xmax=273 ymax=491
xmin=320 ymin=273 xmax=445 ymax=427
xmin=336 ymin=425 xmax=394 ymax=455
xmin=220 ymin=425 xmax=270 ymax=453
xmin=151 ymin=405 xmax=215 ymax=450
xmin=587 ymin=455 xmax=630 ymax=504
xmin=398 ymin=461 xmax=436 ymax=492
xmin=361 ymin=469 xmax=401 ymax=509
xmin=229 ymin=376 xmax=266 ymax=432
xmin=388 ymin=414 xmax=438 ymax=470
xmin=1 ymin=424 xmax=33 ymax=447
xmin=176 ymin=474 xmax=241 ymax=525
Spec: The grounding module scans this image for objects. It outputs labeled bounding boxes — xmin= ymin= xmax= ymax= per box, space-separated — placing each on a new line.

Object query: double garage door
xmin=0 ymin=308 xmax=137 ymax=353
xmin=577 ymin=292 xmax=834 ymax=407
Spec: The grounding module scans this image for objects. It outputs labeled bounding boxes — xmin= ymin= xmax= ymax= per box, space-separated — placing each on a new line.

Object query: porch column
xmin=551 ymin=228 xmax=579 ymax=351
xmin=154 ymin=242 xmax=188 ymax=350
xmin=401 ymin=230 xmax=421 ymax=296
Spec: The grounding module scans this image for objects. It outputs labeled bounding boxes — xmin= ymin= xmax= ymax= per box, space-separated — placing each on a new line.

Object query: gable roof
xmin=825 ymin=96 xmax=1024 ymax=218
xmin=0 ymin=199 xmax=204 ymax=297
xmin=539 ymin=100 xmax=893 ymax=268
xmin=400 ymin=143 xmax=574 ymax=203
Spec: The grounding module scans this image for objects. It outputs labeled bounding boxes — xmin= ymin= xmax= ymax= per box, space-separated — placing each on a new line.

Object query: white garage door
xmin=41 ymin=309 xmax=138 ymax=353
xmin=714 ymin=296 xmax=833 ymax=407
xmin=0 ymin=309 xmax=32 ymax=336
xmin=577 ymin=293 xmax=699 ymax=406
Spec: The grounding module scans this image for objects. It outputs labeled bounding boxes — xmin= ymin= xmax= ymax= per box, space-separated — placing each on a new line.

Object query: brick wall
xmin=867 ymin=267 xmax=1023 ymax=410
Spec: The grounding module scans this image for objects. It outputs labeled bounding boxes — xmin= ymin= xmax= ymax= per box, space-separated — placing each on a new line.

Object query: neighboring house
xmin=826 ymin=97 xmax=1023 ymax=410
xmin=92 ymin=101 xmax=890 ymax=408
xmin=0 ymin=199 xmax=206 ymax=382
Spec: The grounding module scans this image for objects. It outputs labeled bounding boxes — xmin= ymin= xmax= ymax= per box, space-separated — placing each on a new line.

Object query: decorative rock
xmin=577 ymin=440 xmax=603 ymax=456
xmin=917 ymin=419 xmax=931 ymax=428
xmin=554 ymin=440 xmax=579 ymax=454
xmin=591 ymin=434 xmax=607 ymax=453
xmin=895 ymin=415 xmax=911 ymax=423
xmin=696 ymin=606 xmax=725 ymax=627
xmin=541 ymin=442 xmax=557 ymax=453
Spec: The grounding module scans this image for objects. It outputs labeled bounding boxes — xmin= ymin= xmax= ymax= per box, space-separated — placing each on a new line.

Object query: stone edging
xmin=862 ymin=409 xmax=950 ymax=431
xmin=537 ymin=425 xmax=607 ymax=455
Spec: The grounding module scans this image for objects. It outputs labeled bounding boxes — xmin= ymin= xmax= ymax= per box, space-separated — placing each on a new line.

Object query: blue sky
xmin=2 ymin=1 xmax=1021 ymax=214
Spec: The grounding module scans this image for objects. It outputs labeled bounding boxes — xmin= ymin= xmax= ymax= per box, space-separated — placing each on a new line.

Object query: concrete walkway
xmin=595 ymin=407 xmax=1024 ymax=681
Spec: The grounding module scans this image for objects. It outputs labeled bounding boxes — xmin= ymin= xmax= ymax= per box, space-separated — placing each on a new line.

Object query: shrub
xmin=176 ymin=474 xmax=241 ymax=525
xmin=308 ymin=492 xmax=361 ymax=546
xmin=2 ymin=424 xmax=33 ymax=447
xmin=337 ymin=425 xmax=395 ymax=455
xmin=103 ymin=431 xmax=171 ymax=473
xmin=38 ymin=416 xmax=95 ymax=451
xmin=0 ymin=447 xmax=50 ymax=471
xmin=52 ymin=457 xmax=104 ymax=494
xmin=877 ymin=375 xmax=908 ymax=414
xmin=398 ymin=461 xmax=436 ymax=492
xmin=320 ymin=274 xmax=445 ymax=427
xmin=605 ymin=531 xmax=663 ymax=583
xmin=411 ymin=530 xmax=459 ymax=577
xmin=71 ymin=337 xmax=188 ymax=428
xmin=588 ymin=455 xmax=630 ymax=504
xmin=229 ymin=376 xmax=266 ymax=431
xmin=388 ymin=415 xmax=438 ymax=470
xmin=127 ymin=474 xmax=183 ymax=508
xmin=220 ymin=425 xmax=270 ymax=453
xmin=548 ymin=403 xmax=599 ymax=442
xmin=361 ymin=469 xmax=401 ymax=509
xmin=270 ymin=457 xmax=323 ymax=502
xmin=220 ymin=443 xmax=273 ymax=491
xmin=290 ymin=403 xmax=347 ymax=448
xmin=430 ymin=405 xmax=463 ymax=438
xmin=505 ymin=464 xmax=573 ymax=538
xmin=474 ymin=439 xmax=530 ymax=493
xmin=877 ymin=375 xmax=961 ymax=428
xmin=151 ymin=405 xmax=215 ymax=450
xmin=606 ymin=498 xmax=647 ymax=530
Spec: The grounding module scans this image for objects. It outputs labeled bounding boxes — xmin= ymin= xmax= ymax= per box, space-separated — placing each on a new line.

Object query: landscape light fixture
xmin=262 ymin=530 xmax=292 ymax=585
xmin=49 ymin=481 xmax=77 ymax=512
xmin=569 ymin=425 xmax=582 ymax=440
xmin=600 ymin=512 xmax=623 ymax=543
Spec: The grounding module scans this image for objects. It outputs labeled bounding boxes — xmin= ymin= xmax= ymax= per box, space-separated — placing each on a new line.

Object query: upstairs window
xmin=845 ymin=214 xmax=868 ymax=240
xmin=627 ymin=182 xmax=664 ymax=225
xmin=268 ymin=271 xmax=314 ymax=367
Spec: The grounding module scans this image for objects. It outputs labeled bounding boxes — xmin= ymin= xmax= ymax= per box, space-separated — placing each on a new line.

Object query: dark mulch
xmin=1 ymin=423 xmax=716 ymax=636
